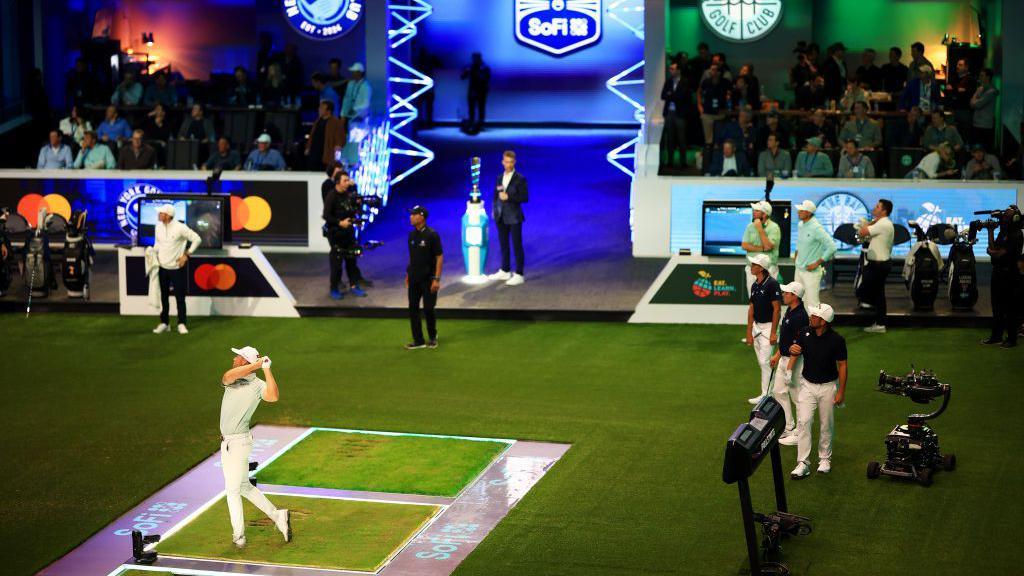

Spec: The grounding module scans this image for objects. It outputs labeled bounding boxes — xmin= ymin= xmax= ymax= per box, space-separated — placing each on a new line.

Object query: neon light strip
xmin=604 ymin=0 xmax=645 ymax=179
xmin=386 ymin=0 xmax=435 ymax=185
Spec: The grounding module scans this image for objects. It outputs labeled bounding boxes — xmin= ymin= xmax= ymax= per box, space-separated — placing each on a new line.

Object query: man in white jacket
xmin=153 ymin=204 xmax=201 ymax=334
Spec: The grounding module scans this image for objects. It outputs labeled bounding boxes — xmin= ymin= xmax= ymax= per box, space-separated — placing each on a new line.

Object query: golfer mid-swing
xmin=220 ymin=345 xmax=291 ymax=548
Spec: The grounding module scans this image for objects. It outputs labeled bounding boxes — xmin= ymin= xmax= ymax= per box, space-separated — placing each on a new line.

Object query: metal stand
xmin=737 ymin=444 xmax=788 ymax=575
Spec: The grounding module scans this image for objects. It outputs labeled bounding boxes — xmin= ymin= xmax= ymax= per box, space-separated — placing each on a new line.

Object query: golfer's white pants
xmin=751 ymin=322 xmax=774 ymax=398
xmin=796 ymin=378 xmax=838 ymax=465
xmin=221 ymin=432 xmax=278 ymax=539
xmin=745 ymin=264 xmax=781 ymax=297
xmin=772 ymin=356 xmax=803 ymax=431
xmin=793 ymin=267 xmax=825 ymax=307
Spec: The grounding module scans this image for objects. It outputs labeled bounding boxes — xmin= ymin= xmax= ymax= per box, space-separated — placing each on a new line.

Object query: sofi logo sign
xmin=515 ymin=0 xmax=602 ymax=56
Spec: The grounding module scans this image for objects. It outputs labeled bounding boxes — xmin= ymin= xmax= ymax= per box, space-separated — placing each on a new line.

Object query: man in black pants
xmin=982 ymin=205 xmax=1023 ymax=348
xmin=406 ymin=205 xmax=443 ymax=350
xmin=152 ymin=204 xmax=201 ymax=335
xmin=859 ymin=199 xmax=895 ymax=333
xmin=461 ymin=52 xmax=491 ymax=134
xmin=322 ymin=173 xmax=368 ymax=300
xmin=489 ymin=150 xmax=528 ymax=286
xmin=661 ymin=60 xmax=691 ymax=170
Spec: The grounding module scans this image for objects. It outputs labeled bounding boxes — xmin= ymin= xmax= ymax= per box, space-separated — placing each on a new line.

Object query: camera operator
xmin=322 ymin=162 xmax=345 ymax=201
xmin=981 ymin=205 xmax=1023 ymax=348
xmin=858 ymin=199 xmax=895 ymax=334
xmin=322 ymin=172 xmax=369 ymax=300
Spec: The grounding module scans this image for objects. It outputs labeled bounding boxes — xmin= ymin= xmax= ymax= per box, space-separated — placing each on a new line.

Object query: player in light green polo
xmin=219 ymin=345 xmax=291 ymax=549
xmin=741 ymin=200 xmax=782 ymax=295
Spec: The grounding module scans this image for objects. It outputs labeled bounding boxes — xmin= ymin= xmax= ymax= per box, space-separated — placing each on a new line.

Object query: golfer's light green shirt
xmin=220 ymin=375 xmax=266 ymax=436
xmin=795 ymin=217 xmax=837 ymax=269
xmin=743 ymin=219 xmax=782 ymax=267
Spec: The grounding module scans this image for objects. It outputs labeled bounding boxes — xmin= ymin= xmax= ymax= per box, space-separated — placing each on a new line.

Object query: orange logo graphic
xmin=18 ymin=193 xmax=72 ymax=224
xmin=194 ymin=263 xmax=237 ymax=291
xmin=230 ymin=195 xmax=272 ymax=232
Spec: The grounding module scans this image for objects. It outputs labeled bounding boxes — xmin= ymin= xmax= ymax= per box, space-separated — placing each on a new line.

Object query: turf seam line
xmin=107 ymin=564 xmax=241 ymax=576
xmin=262 ymin=491 xmax=450 ymax=508
xmin=150 ymin=554 xmax=375 ymax=575
xmin=145 ymin=490 xmax=227 ymax=552
xmin=310 ymin=426 xmax=516 ymax=445
xmin=448 ymin=439 xmax=517 ymax=501
xmin=372 ymin=501 xmax=447 ymax=574
xmin=251 ymin=426 xmax=319 ymax=474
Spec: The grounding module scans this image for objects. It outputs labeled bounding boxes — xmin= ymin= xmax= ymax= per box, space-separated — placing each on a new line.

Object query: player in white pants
xmin=745 ymin=254 xmax=782 ymax=404
xmin=220 ymin=346 xmax=292 ymax=548
xmin=793 ymin=200 xmax=836 ymax=308
xmin=787 ymin=304 xmax=848 ymax=479
xmin=772 ymin=281 xmax=809 ymax=445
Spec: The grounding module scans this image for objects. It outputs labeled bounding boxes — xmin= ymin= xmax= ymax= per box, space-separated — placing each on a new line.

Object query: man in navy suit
xmin=489 ymin=150 xmax=529 ymax=286
xmin=707 ymin=139 xmax=752 ymax=177
xmin=660 ymin=61 xmax=692 ymax=169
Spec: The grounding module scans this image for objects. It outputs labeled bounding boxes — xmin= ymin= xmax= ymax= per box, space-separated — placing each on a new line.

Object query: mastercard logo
xmin=18 ymin=193 xmax=72 ymax=224
xmin=230 ymin=195 xmax=272 ymax=232
xmin=194 ymin=263 xmax=237 ymax=291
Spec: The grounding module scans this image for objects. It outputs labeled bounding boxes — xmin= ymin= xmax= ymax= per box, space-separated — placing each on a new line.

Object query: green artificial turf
xmin=257 ymin=430 xmax=507 ymax=496
xmin=2 ymin=314 xmax=1023 ymax=576
xmin=156 ymin=494 xmax=439 ymax=572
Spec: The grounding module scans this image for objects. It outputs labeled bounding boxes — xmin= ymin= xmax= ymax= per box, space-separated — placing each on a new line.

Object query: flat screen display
xmin=138 ymin=195 xmax=227 ymax=249
xmin=702 ymin=200 xmax=792 ymax=257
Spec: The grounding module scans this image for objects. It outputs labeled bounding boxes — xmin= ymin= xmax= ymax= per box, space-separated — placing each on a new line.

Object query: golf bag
xmin=902 ymin=222 xmax=944 ymax=310
xmin=945 ymin=238 xmax=978 ymax=310
xmin=62 ymin=210 xmax=93 ymax=298
xmin=0 ymin=209 xmax=15 ymax=296
xmin=25 ymin=211 xmax=55 ymax=299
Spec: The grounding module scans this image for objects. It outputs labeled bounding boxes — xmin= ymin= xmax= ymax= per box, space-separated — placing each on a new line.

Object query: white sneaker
xmin=275 ymin=509 xmax=292 ymax=542
xmin=864 ymin=324 xmax=887 ymax=334
xmin=748 ymin=395 xmax=765 ymax=405
xmin=152 ymin=323 xmax=169 ymax=334
xmin=177 ymin=324 xmax=189 ymax=335
xmin=505 ymin=273 xmax=525 ymax=286
xmin=233 ymin=535 xmax=246 ymax=549
xmin=779 ymin=431 xmax=799 ymax=446
xmin=791 ymin=462 xmax=811 ymax=479
xmin=817 ymin=459 xmax=831 ymax=474
xmin=489 ymin=270 xmax=512 ymax=281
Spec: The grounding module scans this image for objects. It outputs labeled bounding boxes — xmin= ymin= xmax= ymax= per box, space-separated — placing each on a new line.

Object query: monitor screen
xmin=138 ymin=195 xmax=227 ymax=249
xmin=702 ymin=200 xmax=791 ymax=257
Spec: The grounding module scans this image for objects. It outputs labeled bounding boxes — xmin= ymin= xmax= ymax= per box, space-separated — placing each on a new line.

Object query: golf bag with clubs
xmin=0 ymin=209 xmax=15 ymax=296
xmin=945 ymin=228 xmax=978 ymax=310
xmin=902 ymin=221 xmax=946 ymax=310
xmin=24 ymin=208 xmax=56 ymax=299
xmin=62 ymin=209 xmax=93 ymax=298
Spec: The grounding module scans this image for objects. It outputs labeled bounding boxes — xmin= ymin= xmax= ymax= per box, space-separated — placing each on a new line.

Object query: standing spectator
xmin=794 ymin=137 xmax=834 ymax=178
xmin=415 ymin=46 xmax=442 ymax=128
xmin=798 ymin=109 xmax=837 ymax=150
xmin=698 ymin=64 xmax=730 ymax=145
xmin=707 ymin=139 xmax=752 ymax=177
xmin=795 ymin=74 xmax=827 ymax=111
xmin=889 ymin=105 xmax=925 ymax=148
xmin=256 ymin=32 xmax=274 ymax=83
xmin=204 ymin=137 xmax=242 ymax=171
xmin=970 ymin=68 xmax=999 ymax=150
xmin=276 ymin=44 xmax=305 ymax=100
xmin=946 ymin=58 xmax=977 ymax=133
xmin=65 ymin=58 xmax=97 ymax=107
xmin=909 ymin=142 xmax=958 ymax=179
xmin=461 ymin=52 xmax=492 ymax=134
xmin=900 ymin=65 xmax=940 ymax=113
xmin=880 ymin=47 xmax=908 ymax=94
xmin=311 ymin=72 xmax=340 ymax=114
xmin=855 ymin=49 xmax=882 ymax=92
xmin=151 ymin=203 xmax=201 ymax=335
xmin=305 ymin=100 xmax=345 ymax=172
xmin=111 ymin=71 xmax=143 ymax=105
xmin=660 ymin=61 xmax=692 ymax=169
xmin=858 ymin=199 xmax=895 ymax=333
xmin=820 ymin=42 xmax=847 ymax=103
xmin=96 ymin=105 xmax=132 ymax=146
xmin=37 ymin=130 xmax=74 ymax=169
xmin=805 ymin=43 xmax=821 ymax=70
xmin=489 ymin=150 xmax=529 ymax=285
xmin=143 ymin=103 xmax=173 ymax=142
xmin=72 ymin=131 xmax=116 ymax=169
xmin=839 ymin=76 xmax=868 ymax=112
xmin=701 ymin=53 xmax=733 ymax=83
xmin=839 ymin=101 xmax=882 ymax=150
xmin=963 ymin=144 xmax=1003 ymax=180
xmin=244 ymin=134 xmax=286 ymax=171
xmin=59 ymin=104 xmax=92 ymax=147
xmin=326 ymin=58 xmax=348 ymax=93
xmin=755 ymin=111 xmax=790 ymax=153
xmin=117 ymin=129 xmax=156 ymax=169
xmin=261 ymin=63 xmax=288 ymax=108
xmin=340 ymin=62 xmax=372 ymax=165
xmin=837 ymin=139 xmax=875 ymax=178
xmin=790 ymin=44 xmax=817 ymax=90
xmin=922 ymin=111 xmax=964 ymax=152
xmin=227 ymin=66 xmax=256 ymax=107
xmin=906 ymin=41 xmax=934 ymax=83
xmin=716 ymin=107 xmax=756 ymax=159
xmin=143 ymin=73 xmax=178 ymax=107
xmin=687 ymin=42 xmax=712 ymax=88
xmin=735 ymin=63 xmax=762 ymax=110
xmin=757 ymin=133 xmax=793 ymax=178
xmin=179 ymin=104 xmax=215 ymax=143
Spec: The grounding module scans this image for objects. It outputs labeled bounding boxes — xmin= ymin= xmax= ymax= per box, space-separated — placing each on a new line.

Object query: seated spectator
xmin=909 ymin=142 xmax=957 ymax=179
xmin=716 ymin=107 xmax=756 ymax=158
xmin=306 ymin=99 xmax=346 ymax=172
xmin=922 ymin=111 xmax=964 ymax=152
xmin=795 ymin=74 xmax=827 ymax=111
xmin=37 ymin=130 xmax=73 ymax=169
xmin=72 ymin=131 xmax=116 ymax=169
xmin=326 ymin=57 xmax=348 ymax=93
xmin=963 ymin=143 xmax=1003 ymax=180
xmin=58 ymin=104 xmax=92 ymax=147
xmin=971 ymin=68 xmax=998 ymax=150
xmin=143 ymin=103 xmax=174 ymax=142
xmin=111 ymin=71 xmax=143 ymax=106
xmin=880 ymin=46 xmax=908 ymax=94
xmin=890 ymin=105 xmax=925 ymax=148
xmin=143 ymin=73 xmax=178 ymax=107
xmin=838 ymin=101 xmax=882 ymax=150
xmin=798 ymin=109 xmax=837 ymax=149
xmin=837 ymin=139 xmax=875 ymax=178
xmin=311 ymin=72 xmax=340 ymax=114
xmin=117 ymin=129 xmax=156 ymax=169
xmin=794 ymin=137 xmax=834 ymax=177
xmin=227 ymin=66 xmax=256 ymax=107
xmin=755 ymin=110 xmax=790 ymax=153
xmin=204 ymin=136 xmax=242 ymax=171
xmin=260 ymin=63 xmax=288 ymax=108
xmin=900 ymin=65 xmax=940 ymax=113
xmin=96 ymin=105 xmax=132 ymax=146
xmin=244 ymin=133 xmax=286 ymax=171
xmin=698 ymin=63 xmax=731 ymax=145
xmin=734 ymin=63 xmax=762 ymax=110
xmin=179 ymin=104 xmax=216 ymax=142
xmin=855 ymin=49 xmax=882 ymax=92
xmin=706 ymin=139 xmax=752 ymax=177
xmin=839 ymin=77 xmax=868 ymax=112
xmin=757 ymin=133 xmax=792 ymax=177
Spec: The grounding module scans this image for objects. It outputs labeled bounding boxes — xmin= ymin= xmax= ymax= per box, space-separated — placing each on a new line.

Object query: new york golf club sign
xmin=700 ymin=0 xmax=782 ymax=43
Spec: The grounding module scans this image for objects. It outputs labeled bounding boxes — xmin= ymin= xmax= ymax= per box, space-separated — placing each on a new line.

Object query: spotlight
xmin=142 ymin=32 xmax=154 ymax=46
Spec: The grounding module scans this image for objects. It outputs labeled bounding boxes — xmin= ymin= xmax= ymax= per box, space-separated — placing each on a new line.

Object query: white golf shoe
xmin=791 ymin=462 xmax=811 ymax=479
xmin=177 ymin=324 xmax=189 ymax=334
xmin=748 ymin=395 xmax=765 ymax=405
xmin=276 ymin=509 xmax=291 ymax=542
xmin=152 ymin=323 xmax=169 ymax=334
xmin=817 ymin=459 xmax=831 ymax=474
xmin=778 ymin=428 xmax=799 ymax=446
xmin=233 ymin=535 xmax=246 ymax=549
xmin=489 ymin=270 xmax=512 ymax=281
xmin=505 ymin=273 xmax=525 ymax=286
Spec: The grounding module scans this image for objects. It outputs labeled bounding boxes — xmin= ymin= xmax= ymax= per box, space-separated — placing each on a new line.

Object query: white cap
xmin=781 ymin=281 xmax=804 ymax=298
xmin=230 ymin=346 xmax=260 ymax=364
xmin=809 ymin=303 xmax=835 ymax=323
xmin=157 ymin=203 xmax=175 ymax=217
xmin=750 ymin=253 xmax=771 ymax=271
xmin=796 ymin=200 xmax=817 ymax=214
xmin=349 ymin=62 xmax=365 ymax=72
xmin=256 ymin=133 xmax=272 ymax=144
xmin=750 ymin=200 xmax=772 ymax=216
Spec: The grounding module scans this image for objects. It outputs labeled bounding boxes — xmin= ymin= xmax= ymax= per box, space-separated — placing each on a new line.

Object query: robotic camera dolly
xmin=867 ymin=368 xmax=956 ymax=486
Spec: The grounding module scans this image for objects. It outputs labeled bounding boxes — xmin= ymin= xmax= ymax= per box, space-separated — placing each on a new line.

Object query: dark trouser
xmin=158 ymin=266 xmax=188 ymax=325
xmin=953 ymin=109 xmax=973 ymax=139
xmin=990 ymin=268 xmax=1019 ymax=343
xmin=973 ymin=127 xmax=995 ymax=151
xmin=661 ymin=110 xmax=688 ymax=167
xmin=329 ymin=243 xmax=363 ymax=290
xmin=307 ymin=154 xmax=325 ymax=173
xmin=862 ymin=260 xmax=891 ymax=325
xmin=468 ymin=92 xmax=487 ymax=127
xmin=497 ymin=220 xmax=524 ymax=275
xmin=408 ymin=277 xmax=437 ymax=344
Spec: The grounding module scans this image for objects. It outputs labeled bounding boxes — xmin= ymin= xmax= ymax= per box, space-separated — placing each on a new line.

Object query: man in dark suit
xmin=489 ymin=150 xmax=529 ymax=285
xmin=820 ymin=42 xmax=848 ymax=103
xmin=706 ymin=139 xmax=752 ymax=177
xmin=661 ymin=61 xmax=692 ymax=169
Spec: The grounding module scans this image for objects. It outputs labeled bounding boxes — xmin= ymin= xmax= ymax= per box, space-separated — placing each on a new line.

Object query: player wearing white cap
xmin=793 ymin=200 xmax=837 ymax=308
xmin=772 ymin=281 xmax=808 ymax=444
xmin=152 ymin=203 xmax=201 ymax=335
xmin=745 ymin=253 xmax=782 ymax=404
xmin=220 ymin=346 xmax=291 ymax=548
xmin=788 ymin=304 xmax=847 ymax=479
xmin=742 ymin=200 xmax=782 ymax=295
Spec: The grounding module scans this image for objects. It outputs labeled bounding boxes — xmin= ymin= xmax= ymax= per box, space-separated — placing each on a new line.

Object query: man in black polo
xmin=789 ymin=303 xmax=847 ymax=479
xmin=982 ymin=205 xmax=1023 ymax=348
xmin=745 ymin=254 xmax=782 ymax=405
xmin=773 ymin=281 xmax=809 ymax=446
xmin=406 ymin=206 xmax=443 ymax=350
